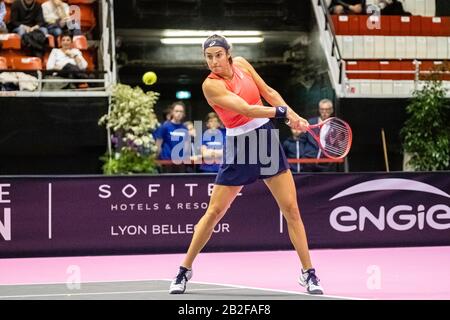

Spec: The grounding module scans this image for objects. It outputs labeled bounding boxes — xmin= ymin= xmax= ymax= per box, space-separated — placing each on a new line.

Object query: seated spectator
xmin=42 ymin=0 xmax=81 ymax=38
xmin=9 ymin=0 xmax=48 ymax=37
xmin=282 ymin=128 xmax=303 ymax=173
xmin=199 ymin=112 xmax=226 ymax=173
xmin=0 ymin=0 xmax=7 ymax=34
xmin=377 ymin=0 xmax=411 ymax=16
xmin=329 ymin=0 xmax=366 ymax=14
xmin=46 ymin=32 xmax=89 ymax=88
xmin=299 ymin=99 xmax=338 ymax=172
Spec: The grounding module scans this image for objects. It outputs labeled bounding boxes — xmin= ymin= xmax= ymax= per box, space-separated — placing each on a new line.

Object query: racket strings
xmin=322 ymin=121 xmax=351 ymax=156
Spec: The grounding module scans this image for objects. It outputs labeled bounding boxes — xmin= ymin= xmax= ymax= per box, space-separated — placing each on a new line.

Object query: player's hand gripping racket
xmin=287 ymin=117 xmax=353 ymax=159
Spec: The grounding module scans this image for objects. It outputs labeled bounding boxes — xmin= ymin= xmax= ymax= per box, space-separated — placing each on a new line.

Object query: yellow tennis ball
xmin=142 ymin=71 xmax=157 ymax=85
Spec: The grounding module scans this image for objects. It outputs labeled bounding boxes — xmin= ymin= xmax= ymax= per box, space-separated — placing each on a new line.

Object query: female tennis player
xmin=169 ymin=34 xmax=323 ymax=295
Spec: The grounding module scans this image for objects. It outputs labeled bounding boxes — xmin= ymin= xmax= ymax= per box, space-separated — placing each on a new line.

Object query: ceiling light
xmin=160 ymin=37 xmax=264 ymax=45
xmin=162 ymin=30 xmax=262 ymax=37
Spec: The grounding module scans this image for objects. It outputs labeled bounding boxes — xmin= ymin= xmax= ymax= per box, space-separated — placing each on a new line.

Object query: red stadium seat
xmin=378 ymin=60 xmax=415 ymax=80
xmin=430 ymin=17 xmax=450 ymax=36
xmin=347 ymin=15 xmax=360 ymax=35
xmin=345 ymin=61 xmax=359 ymax=79
xmin=81 ymin=50 xmax=95 ymax=71
xmin=72 ymin=35 xmax=88 ymax=50
xmin=441 ymin=61 xmax=450 ymax=81
xmin=389 ymin=16 xmax=411 ymax=36
xmin=11 ymin=57 xmax=43 ymax=70
xmin=346 ymin=60 xmax=420 ymax=81
xmin=378 ymin=61 xmax=394 ymax=80
xmin=421 ymin=17 xmax=433 ymax=36
xmin=334 ymin=15 xmax=360 ymax=35
xmin=441 ymin=17 xmax=450 ymax=36
xmin=417 ymin=61 xmax=446 ymax=80
xmin=360 ymin=15 xmax=390 ymax=36
xmin=0 ymin=33 xmax=21 ymax=49
xmin=70 ymin=4 xmax=97 ymax=31
xmin=410 ymin=16 xmax=422 ymax=36
xmin=2 ymin=52 xmax=26 ymax=68
xmin=359 ymin=61 xmax=380 ymax=79
xmin=346 ymin=61 xmax=380 ymax=80
xmin=419 ymin=61 xmax=435 ymax=72
xmin=331 ymin=15 xmax=339 ymax=34
xmin=399 ymin=61 xmax=416 ymax=80
xmin=0 ymin=56 xmax=8 ymax=70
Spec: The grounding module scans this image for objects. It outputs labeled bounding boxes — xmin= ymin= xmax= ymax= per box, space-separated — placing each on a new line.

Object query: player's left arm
xmin=233 ymin=56 xmax=289 ymax=108
xmin=233 ymin=56 xmax=308 ymax=129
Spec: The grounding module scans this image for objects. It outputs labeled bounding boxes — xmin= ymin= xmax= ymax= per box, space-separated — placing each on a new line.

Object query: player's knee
xmin=281 ymin=203 xmax=300 ymax=223
xmin=205 ymin=205 xmax=225 ymax=220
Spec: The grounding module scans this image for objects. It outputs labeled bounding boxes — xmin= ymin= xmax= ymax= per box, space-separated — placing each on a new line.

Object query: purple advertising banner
xmin=0 ymin=172 xmax=449 ymax=258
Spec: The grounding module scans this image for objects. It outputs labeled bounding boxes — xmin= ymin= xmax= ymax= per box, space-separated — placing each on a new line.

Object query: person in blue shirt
xmin=154 ymin=101 xmax=189 ymax=165
xmin=152 ymin=106 xmax=172 ymax=143
xmin=199 ymin=112 xmax=226 ymax=173
xmin=282 ymin=128 xmax=303 ymax=173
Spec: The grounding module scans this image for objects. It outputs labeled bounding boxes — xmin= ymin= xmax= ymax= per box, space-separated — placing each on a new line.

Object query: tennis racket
xmin=287 ymin=117 xmax=353 ymax=159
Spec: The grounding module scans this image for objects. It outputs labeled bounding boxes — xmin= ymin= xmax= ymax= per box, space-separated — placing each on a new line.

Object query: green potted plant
xmin=99 ymin=84 xmax=160 ymax=174
xmin=401 ymin=78 xmax=450 ymax=171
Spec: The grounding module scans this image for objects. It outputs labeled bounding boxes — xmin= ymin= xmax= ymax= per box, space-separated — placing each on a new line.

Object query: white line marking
xmin=0 ymin=278 xmax=363 ymax=300
xmin=0 ymin=278 xmax=165 ymax=286
xmin=0 ymin=278 xmax=365 ymax=300
xmin=48 ymin=183 xmax=52 ymax=239
xmin=176 ymin=279 xmax=365 ymax=300
xmin=0 ymin=287 xmax=242 ymax=299
xmin=279 ymin=210 xmax=283 ymax=233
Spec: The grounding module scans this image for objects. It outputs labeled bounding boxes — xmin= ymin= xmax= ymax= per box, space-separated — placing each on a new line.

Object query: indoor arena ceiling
xmin=114 ymin=0 xmax=319 ymax=88
xmin=114 ymin=0 xmax=312 ymax=32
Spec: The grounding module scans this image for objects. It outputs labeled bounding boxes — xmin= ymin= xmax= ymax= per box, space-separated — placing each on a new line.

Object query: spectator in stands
xmin=184 ymin=120 xmax=201 ymax=162
xmin=46 ymin=31 xmax=89 ymax=88
xmin=154 ymin=101 xmax=189 ymax=163
xmin=329 ymin=0 xmax=366 ymax=14
xmin=160 ymin=106 xmax=172 ymax=123
xmin=199 ymin=112 xmax=226 ymax=173
xmin=299 ymin=99 xmax=338 ymax=172
xmin=184 ymin=120 xmax=202 ymax=173
xmin=9 ymin=0 xmax=48 ymax=37
xmin=0 ymin=0 xmax=8 ymax=34
xmin=282 ymin=128 xmax=303 ymax=173
xmin=376 ymin=0 xmax=411 ymax=15
xmin=152 ymin=106 xmax=172 ymax=141
xmin=42 ymin=0 xmax=82 ymax=38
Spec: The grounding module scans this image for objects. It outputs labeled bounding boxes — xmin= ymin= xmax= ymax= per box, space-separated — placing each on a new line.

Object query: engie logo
xmin=329 ymin=178 xmax=450 ymax=232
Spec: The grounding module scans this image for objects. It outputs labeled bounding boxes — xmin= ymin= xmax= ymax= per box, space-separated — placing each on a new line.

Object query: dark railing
xmin=317 ymin=0 xmax=344 ymax=83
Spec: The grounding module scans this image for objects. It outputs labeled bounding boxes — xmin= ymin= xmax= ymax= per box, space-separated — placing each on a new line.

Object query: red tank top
xmin=206 ymin=64 xmax=263 ymax=129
